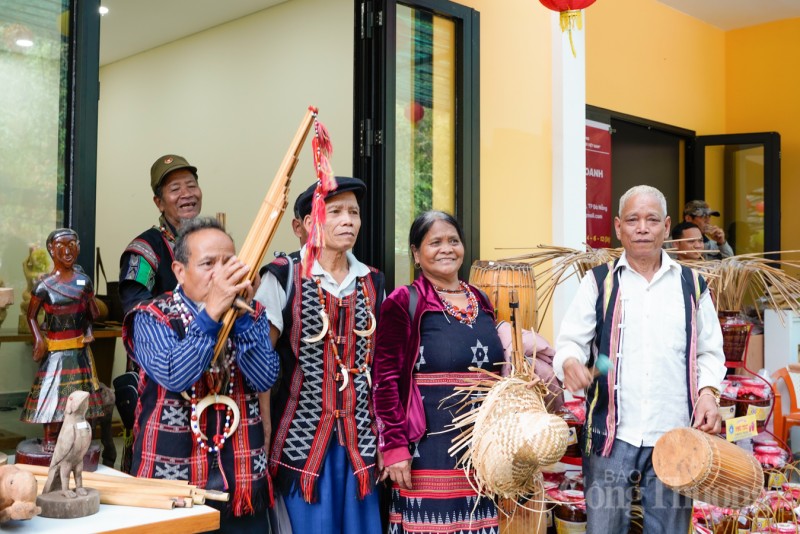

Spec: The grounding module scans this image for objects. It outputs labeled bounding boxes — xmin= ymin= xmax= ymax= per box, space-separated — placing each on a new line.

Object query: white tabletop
xmin=3 ymin=459 xmax=219 ymax=533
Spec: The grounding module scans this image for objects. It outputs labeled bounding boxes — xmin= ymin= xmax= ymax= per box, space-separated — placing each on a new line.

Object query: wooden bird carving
xmin=42 ymin=390 xmax=93 ymax=498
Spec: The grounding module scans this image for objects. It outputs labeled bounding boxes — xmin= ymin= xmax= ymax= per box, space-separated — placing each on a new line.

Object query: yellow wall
xmin=585 ymin=0 xmax=727 ymax=218
xmin=457 ymin=0 xmax=554 ymax=259
xmin=586 ymin=0 xmax=726 ymax=136
xmin=453 ymin=0 xmax=554 ymax=337
xmin=726 ymin=18 xmax=800 ymax=252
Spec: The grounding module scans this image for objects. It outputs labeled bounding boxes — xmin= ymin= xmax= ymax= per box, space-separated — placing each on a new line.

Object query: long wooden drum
xmin=469 ymin=261 xmax=538 ymax=330
xmin=498 ymin=497 xmax=548 ymax=534
xmin=652 ymin=427 xmax=763 ymax=509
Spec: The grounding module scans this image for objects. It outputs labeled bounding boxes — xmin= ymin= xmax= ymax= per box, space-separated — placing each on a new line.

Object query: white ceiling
xmin=656 ymin=0 xmax=800 ymax=31
xmin=98 ymin=0 xmax=800 ymax=66
xmin=99 ymin=0 xmax=287 ymax=65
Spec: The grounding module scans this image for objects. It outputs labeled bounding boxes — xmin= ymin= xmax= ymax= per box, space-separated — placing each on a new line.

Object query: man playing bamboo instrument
xmin=123 ymin=217 xmax=279 ymax=533
xmin=255 ymin=177 xmax=385 ymax=533
xmin=554 ymin=185 xmax=726 ymax=533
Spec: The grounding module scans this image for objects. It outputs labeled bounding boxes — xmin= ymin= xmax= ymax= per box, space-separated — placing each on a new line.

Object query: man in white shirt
xmin=254 ymin=177 xmax=385 ymax=533
xmin=554 ymin=185 xmax=726 ymax=533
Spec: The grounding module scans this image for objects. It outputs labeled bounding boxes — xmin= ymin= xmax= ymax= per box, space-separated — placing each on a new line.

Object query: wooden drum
xmin=497 ymin=497 xmax=549 ymax=534
xmin=469 ymin=261 xmax=538 ymax=330
xmin=652 ymin=427 xmax=763 ymax=509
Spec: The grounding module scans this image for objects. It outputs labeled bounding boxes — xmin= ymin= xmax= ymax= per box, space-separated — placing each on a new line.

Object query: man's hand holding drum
xmin=693 ymin=386 xmax=722 ymax=435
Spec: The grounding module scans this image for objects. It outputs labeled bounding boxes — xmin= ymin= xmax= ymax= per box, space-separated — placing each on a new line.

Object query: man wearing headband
xmin=255 ymin=176 xmax=385 ymax=533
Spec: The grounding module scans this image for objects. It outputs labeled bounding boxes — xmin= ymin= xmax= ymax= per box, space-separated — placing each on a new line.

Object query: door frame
xmin=687 ymin=132 xmax=781 ymax=255
xmin=353 ymin=0 xmax=480 ymax=289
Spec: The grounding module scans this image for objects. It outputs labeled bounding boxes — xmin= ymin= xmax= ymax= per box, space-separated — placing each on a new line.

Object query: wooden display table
xmin=4 ymin=460 xmax=220 ymax=533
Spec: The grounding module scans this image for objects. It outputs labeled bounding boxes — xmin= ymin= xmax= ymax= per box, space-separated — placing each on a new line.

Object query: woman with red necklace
xmin=372 ymin=211 xmax=502 ymax=533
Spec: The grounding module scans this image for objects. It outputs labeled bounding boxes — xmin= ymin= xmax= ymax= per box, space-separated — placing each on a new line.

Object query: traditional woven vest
xmin=121 ymin=225 xmax=177 ymax=295
xmin=123 ymin=293 xmax=270 ymax=517
xmin=266 ymin=257 xmax=385 ymax=503
xmin=583 ymin=260 xmax=706 ymax=457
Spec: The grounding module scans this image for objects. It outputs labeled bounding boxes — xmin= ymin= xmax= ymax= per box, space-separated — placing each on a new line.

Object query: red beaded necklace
xmin=434 ymin=281 xmax=479 ymax=325
xmin=174 ymin=289 xmax=236 ymax=455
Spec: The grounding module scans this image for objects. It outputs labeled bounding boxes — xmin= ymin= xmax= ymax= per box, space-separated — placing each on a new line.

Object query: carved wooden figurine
xmin=0 ymin=465 xmax=41 ymax=522
xmin=42 ymin=390 xmax=93 ymax=496
xmin=37 ymin=390 xmax=100 ymax=518
xmin=19 ymin=229 xmax=104 ymax=452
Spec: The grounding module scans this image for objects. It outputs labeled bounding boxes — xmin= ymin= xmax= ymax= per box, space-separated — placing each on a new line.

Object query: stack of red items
xmin=556 ymin=400 xmax=586 ymax=460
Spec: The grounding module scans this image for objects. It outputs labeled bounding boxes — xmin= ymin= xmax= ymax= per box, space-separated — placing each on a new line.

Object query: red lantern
xmin=539 ymin=0 xmax=597 ymax=57
xmin=405 ymin=101 xmax=425 ymax=125
xmin=539 ymin=0 xmax=597 ymax=10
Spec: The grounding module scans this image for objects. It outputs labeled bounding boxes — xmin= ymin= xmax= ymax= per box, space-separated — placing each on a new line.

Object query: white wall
xmin=95 ymin=0 xmax=354 ymax=380
xmin=0 ymin=0 xmax=353 ymax=398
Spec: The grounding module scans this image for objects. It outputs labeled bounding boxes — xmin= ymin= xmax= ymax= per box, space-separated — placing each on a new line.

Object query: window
xmin=354 ymin=0 xmax=479 ymax=289
xmin=0 ymin=0 xmax=100 ymax=277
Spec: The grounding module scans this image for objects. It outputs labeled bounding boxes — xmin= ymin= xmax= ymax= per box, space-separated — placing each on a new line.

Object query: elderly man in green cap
xmin=115 ymin=155 xmax=203 ymax=473
xmin=118 ymin=154 xmax=203 ymax=314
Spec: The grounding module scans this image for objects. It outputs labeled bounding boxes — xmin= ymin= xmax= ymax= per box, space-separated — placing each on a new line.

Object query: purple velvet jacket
xmin=371 ymin=275 xmax=495 ymax=467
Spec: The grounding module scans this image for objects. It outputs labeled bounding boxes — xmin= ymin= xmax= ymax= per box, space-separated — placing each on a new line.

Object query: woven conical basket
xmin=471 ymin=400 xmax=568 ymax=497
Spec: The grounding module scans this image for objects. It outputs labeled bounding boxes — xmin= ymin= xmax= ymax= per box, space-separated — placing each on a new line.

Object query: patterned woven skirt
xmin=388 ymin=372 xmax=499 ymax=534
xmin=20 ymin=347 xmax=104 ymax=424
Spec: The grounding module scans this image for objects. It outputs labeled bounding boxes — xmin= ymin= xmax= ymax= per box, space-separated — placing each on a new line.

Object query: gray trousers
xmin=583 ymin=439 xmax=692 ymax=534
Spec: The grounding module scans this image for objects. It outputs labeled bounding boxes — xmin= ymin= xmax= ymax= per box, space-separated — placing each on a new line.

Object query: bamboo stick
xmin=211 ymin=106 xmax=319 ymax=362
xmin=16 ymin=463 xmax=191 ymax=488
xmin=99 ymin=492 xmax=176 ymax=510
xmin=35 ymin=480 xmax=179 ymax=510
xmin=25 ymin=461 xmax=220 ymax=507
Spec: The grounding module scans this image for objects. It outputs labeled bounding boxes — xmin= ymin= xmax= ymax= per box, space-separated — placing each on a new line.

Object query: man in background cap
xmin=255 ymin=177 xmax=385 ymax=533
xmin=683 ymin=200 xmax=734 ymax=258
xmin=114 ymin=154 xmax=202 ymax=474
xmin=118 ymin=154 xmax=203 ymax=314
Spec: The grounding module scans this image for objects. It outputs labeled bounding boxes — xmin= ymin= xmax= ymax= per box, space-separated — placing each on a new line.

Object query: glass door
xmin=689 ymin=133 xmax=781 ymax=257
xmin=354 ymin=0 xmax=479 ymax=290
xmin=393 ymin=4 xmax=456 ymax=286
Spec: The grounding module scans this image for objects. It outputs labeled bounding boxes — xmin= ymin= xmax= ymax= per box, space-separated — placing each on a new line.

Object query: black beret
xmin=295 ymin=177 xmax=367 ymax=220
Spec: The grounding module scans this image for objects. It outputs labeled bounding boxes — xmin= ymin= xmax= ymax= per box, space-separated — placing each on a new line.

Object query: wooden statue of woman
xmin=19 ymin=228 xmax=104 ymax=453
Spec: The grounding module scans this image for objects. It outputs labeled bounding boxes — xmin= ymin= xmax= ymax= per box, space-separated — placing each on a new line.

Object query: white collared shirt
xmin=254 ymin=245 xmax=372 ymax=335
xmin=553 ymin=251 xmax=726 ymax=447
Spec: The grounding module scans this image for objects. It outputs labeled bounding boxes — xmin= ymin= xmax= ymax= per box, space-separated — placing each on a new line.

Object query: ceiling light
xmin=15 ymin=38 xmax=33 ymax=47
xmin=99 ymin=6 xmax=109 ymax=16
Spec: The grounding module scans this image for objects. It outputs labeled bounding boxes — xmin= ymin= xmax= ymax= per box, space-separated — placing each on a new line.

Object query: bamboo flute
xmin=99 ymin=492 xmax=177 ymax=510
xmin=211 ymin=106 xmax=319 ymax=362
xmin=16 ymin=463 xmax=192 ymax=488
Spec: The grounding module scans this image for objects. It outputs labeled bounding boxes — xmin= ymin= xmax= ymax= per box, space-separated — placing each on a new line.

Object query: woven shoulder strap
xmin=592 ymin=260 xmax=617 ymax=320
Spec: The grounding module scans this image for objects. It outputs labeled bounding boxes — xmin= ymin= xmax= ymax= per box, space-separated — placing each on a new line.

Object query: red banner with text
xmin=586 ymin=120 xmax=612 ymax=248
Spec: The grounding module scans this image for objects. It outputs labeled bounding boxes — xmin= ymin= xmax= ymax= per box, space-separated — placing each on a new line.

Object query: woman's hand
xmin=380 ymin=459 xmax=413 ymax=489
